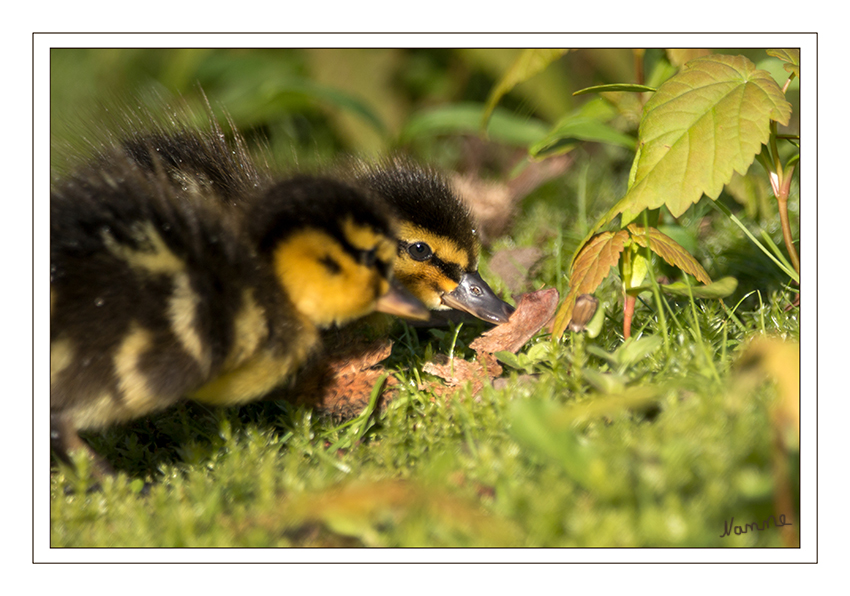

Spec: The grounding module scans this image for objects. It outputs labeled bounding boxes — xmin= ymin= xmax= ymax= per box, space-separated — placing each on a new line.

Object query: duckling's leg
xmin=50 ymin=412 xmax=115 ymax=478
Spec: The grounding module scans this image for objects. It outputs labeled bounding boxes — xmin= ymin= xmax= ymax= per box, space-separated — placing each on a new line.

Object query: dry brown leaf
xmin=421 ymin=288 xmax=559 ymax=398
xmin=470 ymin=287 xmax=560 ymax=355
xmin=279 ymin=289 xmax=561 ymax=415
xmin=269 ymin=337 xmax=396 ymax=418
xmin=422 ymin=355 xmax=494 ymax=397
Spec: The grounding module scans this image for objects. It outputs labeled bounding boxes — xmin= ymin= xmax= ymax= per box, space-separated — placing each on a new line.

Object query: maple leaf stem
xmin=776 ymin=188 xmax=800 ymax=275
xmin=770 ymin=123 xmax=783 ymax=174
xmin=623 ymin=294 xmax=636 ymax=339
xmin=782 ymin=73 xmax=796 ymax=94
xmin=756 ymin=125 xmax=800 ymax=278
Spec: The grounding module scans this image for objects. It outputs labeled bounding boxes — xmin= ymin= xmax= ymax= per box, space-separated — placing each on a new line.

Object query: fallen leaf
xmin=470 ymin=287 xmax=560 ymax=355
xmin=269 ymin=337 xmax=396 ymax=418
xmin=278 ymin=289 xmax=560 ymax=416
xmin=421 ymin=288 xmax=559 ymax=398
xmin=422 ymin=355 xmax=494 ymax=397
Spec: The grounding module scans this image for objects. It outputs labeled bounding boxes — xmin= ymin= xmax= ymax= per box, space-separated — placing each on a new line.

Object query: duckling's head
xmin=354 ymin=158 xmax=514 ymax=324
xmin=249 ymin=176 xmax=429 ymax=328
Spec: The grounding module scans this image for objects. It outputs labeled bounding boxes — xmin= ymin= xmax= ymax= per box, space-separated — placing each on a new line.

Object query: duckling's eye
xmin=408 ymin=242 xmax=433 ymax=262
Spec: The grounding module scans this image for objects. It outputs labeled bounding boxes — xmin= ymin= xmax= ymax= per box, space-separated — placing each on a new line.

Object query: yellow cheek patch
xmin=272 ymin=229 xmax=384 ymax=327
xmin=391 ymin=257 xmax=458 ymax=310
xmin=102 ymin=221 xmax=185 ymax=275
xmin=397 ymin=222 xmax=475 ymax=271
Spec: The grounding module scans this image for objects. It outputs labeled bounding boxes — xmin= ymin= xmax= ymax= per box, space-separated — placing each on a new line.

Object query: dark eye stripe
xmin=335 ymin=226 xmax=393 ymax=277
xmin=320 ymin=255 xmax=342 ymax=274
xmin=399 ymin=240 xmax=463 ymax=282
xmin=433 ymin=257 xmax=463 ymax=283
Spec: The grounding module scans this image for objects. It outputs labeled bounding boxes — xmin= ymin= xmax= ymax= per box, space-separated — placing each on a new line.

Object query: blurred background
xmin=50 ymin=46 xmax=800 ymax=312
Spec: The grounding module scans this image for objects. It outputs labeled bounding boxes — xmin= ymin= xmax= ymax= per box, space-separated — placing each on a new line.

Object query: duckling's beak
xmin=376 ymin=279 xmax=431 ymax=321
xmin=441 ymin=271 xmax=514 ymax=324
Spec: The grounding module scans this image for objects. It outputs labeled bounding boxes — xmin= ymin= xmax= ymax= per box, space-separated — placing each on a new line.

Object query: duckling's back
xmin=117 ymin=124 xmax=269 ymax=207
xmin=50 ymin=143 xmax=305 ymax=437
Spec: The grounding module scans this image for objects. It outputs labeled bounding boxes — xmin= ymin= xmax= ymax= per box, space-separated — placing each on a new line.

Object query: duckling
xmin=79 ymin=108 xmax=511 ymax=420
xmin=110 ymin=115 xmax=512 ymax=325
xmin=269 ymin=158 xmax=515 ymax=417
xmin=50 ymin=123 xmax=428 ymax=471
xmin=351 ymin=157 xmax=514 ymax=325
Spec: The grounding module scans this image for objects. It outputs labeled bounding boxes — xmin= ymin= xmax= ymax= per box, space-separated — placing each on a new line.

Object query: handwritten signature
xmin=720 ymin=514 xmax=793 ymax=538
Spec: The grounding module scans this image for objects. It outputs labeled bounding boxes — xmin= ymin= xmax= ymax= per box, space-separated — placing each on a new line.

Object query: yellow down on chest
xmin=190 ymin=326 xmax=318 ymax=406
xmin=190 ymin=347 xmax=307 ymax=406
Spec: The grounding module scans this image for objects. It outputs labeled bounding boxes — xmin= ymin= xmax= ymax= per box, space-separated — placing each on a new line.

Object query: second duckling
xmin=50 ymin=122 xmax=427 ymax=471
xmin=352 ymin=157 xmax=514 ymax=325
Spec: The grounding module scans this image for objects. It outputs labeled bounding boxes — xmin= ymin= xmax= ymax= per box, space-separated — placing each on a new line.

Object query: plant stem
xmin=633 ymin=49 xmax=645 ymax=86
xmin=623 ymin=294 xmax=635 ymax=339
xmin=782 ymin=73 xmax=796 ymax=94
xmin=769 ymin=162 xmax=800 ymax=276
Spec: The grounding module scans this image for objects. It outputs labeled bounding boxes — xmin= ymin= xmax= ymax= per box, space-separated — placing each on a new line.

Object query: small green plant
xmin=494 ymin=340 xmax=554 ymax=375
xmin=482 ymin=49 xmax=799 ymax=339
xmin=757 ymin=50 xmax=800 ymax=276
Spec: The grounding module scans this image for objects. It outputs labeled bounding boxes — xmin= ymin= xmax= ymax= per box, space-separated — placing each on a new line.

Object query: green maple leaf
xmin=617 ymin=54 xmax=792 ymax=223
xmin=766 ymin=48 xmax=800 ymax=78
